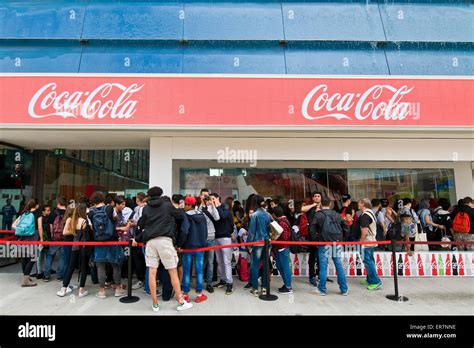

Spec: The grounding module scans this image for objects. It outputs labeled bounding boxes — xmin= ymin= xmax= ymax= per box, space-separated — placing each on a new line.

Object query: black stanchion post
xmin=120 ymin=239 xmax=140 ymax=304
xmin=259 ymin=239 xmax=278 ymax=301
xmin=386 ymin=239 xmax=408 ymax=302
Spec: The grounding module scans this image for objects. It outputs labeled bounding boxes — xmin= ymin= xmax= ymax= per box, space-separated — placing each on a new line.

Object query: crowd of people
xmin=5 ymin=188 xmax=474 ymax=312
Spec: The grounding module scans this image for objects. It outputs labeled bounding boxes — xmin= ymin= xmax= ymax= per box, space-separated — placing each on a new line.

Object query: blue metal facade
xmin=0 ymin=0 xmax=472 ymax=74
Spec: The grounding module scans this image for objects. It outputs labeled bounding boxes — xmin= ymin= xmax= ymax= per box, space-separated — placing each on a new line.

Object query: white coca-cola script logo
xmin=28 ymin=82 xmax=144 ymax=119
xmin=302 ymin=84 xmax=414 ymax=121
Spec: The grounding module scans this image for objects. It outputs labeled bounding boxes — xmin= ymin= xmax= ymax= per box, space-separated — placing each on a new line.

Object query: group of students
xmin=9 ymin=187 xmax=473 ymax=312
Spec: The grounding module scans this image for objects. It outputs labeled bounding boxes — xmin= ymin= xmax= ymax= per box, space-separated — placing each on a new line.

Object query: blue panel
xmin=282 ymin=2 xmax=385 ymax=41
xmin=184 ymin=3 xmax=284 ymax=40
xmin=385 ymin=43 xmax=474 ymax=76
xmin=183 ymin=41 xmax=285 ymax=73
xmin=0 ymin=2 xmax=86 ymax=39
xmin=0 ymin=41 xmax=81 ymax=72
xmin=286 ymin=42 xmax=389 ymax=75
xmin=80 ymin=41 xmax=183 ymax=73
xmin=82 ymin=2 xmax=183 ymax=40
xmin=380 ymin=3 xmax=474 ymax=42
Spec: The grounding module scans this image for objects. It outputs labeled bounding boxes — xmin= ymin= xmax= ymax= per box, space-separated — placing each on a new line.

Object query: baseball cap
xmin=184 ymin=196 xmax=197 ymax=205
xmin=341 ymin=193 xmax=351 ymax=201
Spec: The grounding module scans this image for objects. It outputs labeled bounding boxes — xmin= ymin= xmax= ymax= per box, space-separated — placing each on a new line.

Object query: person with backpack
xmin=399 ymin=198 xmax=420 ymax=255
xmin=338 ymin=194 xmax=354 ymax=227
xmin=272 ymin=206 xmax=293 ymax=294
xmin=289 ymin=201 xmax=310 ymax=255
xmin=133 ymin=187 xmax=193 ymax=312
xmin=418 ymin=199 xmax=445 ymax=251
xmin=450 ymin=197 xmax=474 ymax=251
xmin=12 ymin=199 xmax=39 ymax=287
xmin=56 ymin=201 xmax=94 ymax=298
xmin=433 ymin=199 xmax=453 ymax=248
xmin=88 ymin=191 xmax=126 ymax=299
xmin=43 ymin=197 xmax=68 ymax=281
xmin=130 ymin=192 xmax=147 ymax=291
xmin=177 ymin=196 xmax=208 ymax=303
xmin=358 ymin=199 xmax=383 ymax=291
xmin=247 ymin=195 xmax=272 ymax=297
xmin=311 ymin=197 xmax=349 ymax=296
xmin=301 ymin=192 xmax=323 ymax=287
xmin=36 ymin=204 xmax=52 ymax=280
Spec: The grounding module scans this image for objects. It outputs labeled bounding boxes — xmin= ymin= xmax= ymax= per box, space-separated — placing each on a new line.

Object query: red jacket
xmin=276 ymin=216 xmax=292 ymax=249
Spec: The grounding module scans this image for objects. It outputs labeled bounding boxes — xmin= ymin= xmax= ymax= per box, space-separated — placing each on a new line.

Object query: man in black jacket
xmin=132 ymin=187 xmax=192 ymax=312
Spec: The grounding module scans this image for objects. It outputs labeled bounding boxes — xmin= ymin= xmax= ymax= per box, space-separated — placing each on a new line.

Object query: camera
xmin=203 ymin=196 xmax=211 ymax=202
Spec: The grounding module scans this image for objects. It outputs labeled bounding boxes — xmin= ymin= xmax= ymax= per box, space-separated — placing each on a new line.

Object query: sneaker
xmin=367 ymin=282 xmax=383 ymax=291
xmin=152 ymin=303 xmax=160 ymax=312
xmin=278 ymin=286 xmax=293 ymax=294
xmin=56 ymin=277 xmax=63 ymax=281
xmin=244 ymin=282 xmax=252 ymax=290
xmin=132 ymin=281 xmax=143 ymax=290
xmin=261 ymin=288 xmax=267 ymax=296
xmin=225 ymin=284 xmax=233 ymax=295
xmin=104 ymin=282 xmax=112 ymax=289
xmin=65 ymin=286 xmax=73 ymax=295
xmin=115 ymin=288 xmax=127 ymax=297
xmin=51 ymin=270 xmax=57 ymax=275
xmin=177 ymin=300 xmax=193 ymax=312
xmin=78 ymin=290 xmax=89 ymax=298
xmin=309 ymin=277 xmax=317 ymax=287
xmin=56 ymin=287 xmax=68 ymax=297
xmin=360 ymin=279 xmax=369 ymax=286
xmin=250 ymin=288 xmax=259 ymax=297
xmin=68 ymin=285 xmax=78 ymax=291
xmin=312 ymin=288 xmax=326 ymax=296
xmin=95 ymin=291 xmax=106 ymax=299
xmin=43 ymin=276 xmax=51 ymax=282
xmin=195 ymin=293 xmax=208 ymax=303
xmin=206 ymin=284 xmax=214 ymax=293
xmin=183 ymin=294 xmax=191 ymax=303
xmin=341 ymin=290 xmax=349 ymax=296
xmin=326 ymin=278 xmax=334 ymax=283
xmin=36 ymin=272 xmax=44 ymax=280
xmin=213 ymin=280 xmax=226 ymax=288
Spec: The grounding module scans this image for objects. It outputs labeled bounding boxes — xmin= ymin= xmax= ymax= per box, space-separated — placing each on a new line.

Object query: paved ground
xmin=0 ymin=262 xmax=473 ymax=316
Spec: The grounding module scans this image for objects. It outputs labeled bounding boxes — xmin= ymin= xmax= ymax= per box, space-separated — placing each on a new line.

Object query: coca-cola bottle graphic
xmin=376 ymin=254 xmax=383 ymax=277
xmin=397 ymin=254 xmax=404 ymax=276
xmin=452 ymin=254 xmax=458 ymax=276
xmin=383 ymin=254 xmax=391 ymax=276
xmin=431 ymin=254 xmax=438 ymax=276
xmin=272 ymin=257 xmax=279 ymax=276
xmin=458 ymin=254 xmax=465 ymax=276
xmin=349 ymin=254 xmax=355 ymax=276
xmin=356 ymin=254 xmax=363 ymax=276
xmin=342 ymin=253 xmax=349 ymax=276
xmin=445 ymin=253 xmax=451 ymax=276
xmin=410 ymin=254 xmax=417 ymax=276
xmin=424 ymin=254 xmax=430 ymax=276
xmin=404 ymin=254 xmax=411 ymax=276
xmin=389 ymin=254 xmax=394 ymax=276
xmin=294 ymin=254 xmax=300 ymax=276
xmin=300 ymin=254 xmax=308 ymax=277
xmin=437 ymin=254 xmax=445 ymax=276
xmin=467 ymin=254 xmax=473 ymax=276
xmin=417 ymin=254 xmax=424 ymax=276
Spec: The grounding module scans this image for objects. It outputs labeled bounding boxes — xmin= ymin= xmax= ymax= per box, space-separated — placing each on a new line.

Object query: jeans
xmin=44 ymin=246 xmax=62 ymax=278
xmin=205 ymin=239 xmax=216 ymax=285
xmin=215 ymin=237 xmax=233 ymax=285
xmin=60 ymin=245 xmax=72 ymax=279
xmin=182 ymin=251 xmax=204 ymax=293
xmin=275 ymin=248 xmax=292 ymax=289
xmin=318 ymin=245 xmax=348 ymax=294
xmin=22 ymin=258 xmax=35 ymax=276
xmin=363 ymin=247 xmax=381 ymax=285
xmin=250 ymin=246 xmax=266 ymax=290
xmin=36 ymin=247 xmax=48 ymax=274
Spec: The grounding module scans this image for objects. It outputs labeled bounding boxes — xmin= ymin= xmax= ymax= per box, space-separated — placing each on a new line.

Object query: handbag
xmin=269 ymin=221 xmax=284 ymax=241
xmin=440 ymin=230 xmax=451 ymax=249
xmin=414 ymin=229 xmax=429 ymax=252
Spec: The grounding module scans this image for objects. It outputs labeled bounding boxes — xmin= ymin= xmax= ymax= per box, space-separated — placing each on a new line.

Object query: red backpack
xmin=340 ymin=207 xmax=353 ymax=226
xmin=452 ymin=212 xmax=470 ymax=233
xmin=51 ymin=213 xmax=65 ymax=241
xmin=298 ymin=213 xmax=309 ymax=237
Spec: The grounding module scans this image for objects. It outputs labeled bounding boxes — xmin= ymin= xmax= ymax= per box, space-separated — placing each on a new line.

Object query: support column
xmin=453 ymin=161 xmax=474 ymax=200
xmin=149 ymin=137 xmax=173 ymax=196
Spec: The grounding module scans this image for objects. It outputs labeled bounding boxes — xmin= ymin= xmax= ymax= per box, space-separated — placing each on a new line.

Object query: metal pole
xmin=259 ymin=239 xmax=278 ymax=301
xmin=386 ymin=239 xmax=408 ymax=302
xmin=120 ymin=239 xmax=140 ymax=304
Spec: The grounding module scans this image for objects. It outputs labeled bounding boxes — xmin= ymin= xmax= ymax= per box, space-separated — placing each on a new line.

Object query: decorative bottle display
xmin=355 ymin=253 xmax=363 ymax=276
xmin=376 ymin=254 xmax=383 ymax=277
xmin=452 ymin=254 xmax=458 ymax=276
xmin=437 ymin=254 xmax=445 ymax=276
xmin=458 ymin=254 xmax=465 ymax=276
xmin=417 ymin=254 xmax=424 ymax=276
xmin=445 ymin=253 xmax=451 ymax=276
xmin=349 ymin=254 xmax=355 ymax=276
xmin=404 ymin=254 xmax=411 ymax=276
xmin=431 ymin=254 xmax=438 ymax=276
xmin=293 ymin=254 xmax=300 ymax=276
xmin=383 ymin=254 xmax=391 ymax=276
xmin=397 ymin=254 xmax=404 ymax=276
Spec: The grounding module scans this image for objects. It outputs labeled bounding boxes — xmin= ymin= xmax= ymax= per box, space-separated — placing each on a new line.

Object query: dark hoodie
xmin=177 ymin=209 xmax=208 ymax=249
xmin=136 ymin=196 xmax=183 ymax=244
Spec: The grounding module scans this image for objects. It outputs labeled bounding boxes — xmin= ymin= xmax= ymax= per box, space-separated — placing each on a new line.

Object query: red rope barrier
xmin=0 ymin=230 xmax=15 ymax=234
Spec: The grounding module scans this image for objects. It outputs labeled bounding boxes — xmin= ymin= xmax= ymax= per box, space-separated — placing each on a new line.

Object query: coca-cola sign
xmin=28 ymin=82 xmax=144 ymax=120
xmin=0 ymin=75 xmax=471 ymax=127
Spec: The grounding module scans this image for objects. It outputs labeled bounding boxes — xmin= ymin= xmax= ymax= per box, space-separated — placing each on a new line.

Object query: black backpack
xmin=349 ymin=218 xmax=361 ymax=241
xmin=319 ymin=210 xmax=343 ymax=242
xmin=289 ymin=225 xmax=309 ymax=254
xmin=386 ymin=221 xmax=403 ymax=241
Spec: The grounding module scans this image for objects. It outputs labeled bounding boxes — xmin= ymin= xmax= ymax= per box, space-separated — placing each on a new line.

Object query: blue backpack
xmin=91 ymin=206 xmax=114 ymax=241
xmin=15 ymin=212 xmax=36 ymax=237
